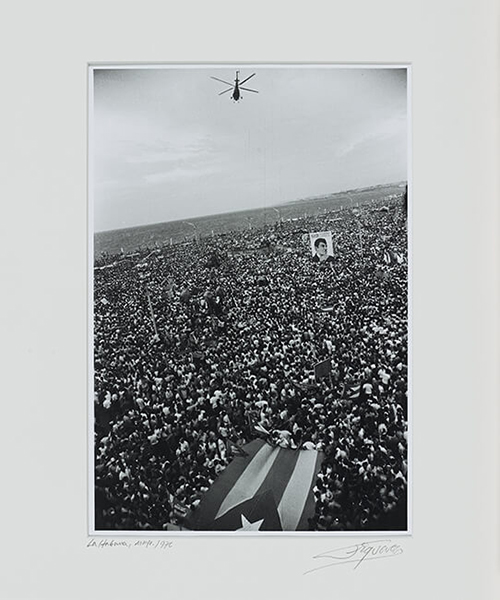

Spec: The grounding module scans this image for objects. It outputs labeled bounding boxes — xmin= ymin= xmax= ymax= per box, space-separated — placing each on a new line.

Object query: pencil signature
xmin=304 ymin=539 xmax=403 ymax=574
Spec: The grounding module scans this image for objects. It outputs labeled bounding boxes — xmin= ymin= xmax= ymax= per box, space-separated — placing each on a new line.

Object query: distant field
xmin=94 ymin=182 xmax=406 ymax=257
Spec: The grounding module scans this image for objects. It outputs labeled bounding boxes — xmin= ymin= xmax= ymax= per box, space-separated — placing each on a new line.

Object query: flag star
xmin=237 ymin=514 xmax=264 ymax=531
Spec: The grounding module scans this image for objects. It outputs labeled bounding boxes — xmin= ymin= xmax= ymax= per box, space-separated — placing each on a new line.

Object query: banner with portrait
xmin=309 ymin=231 xmax=334 ymax=263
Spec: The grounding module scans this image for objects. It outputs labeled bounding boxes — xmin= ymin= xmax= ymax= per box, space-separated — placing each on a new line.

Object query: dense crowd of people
xmin=94 ymin=197 xmax=408 ymax=531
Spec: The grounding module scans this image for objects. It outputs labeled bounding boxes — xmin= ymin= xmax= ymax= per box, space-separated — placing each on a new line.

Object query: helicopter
xmin=210 ymin=70 xmax=258 ymax=101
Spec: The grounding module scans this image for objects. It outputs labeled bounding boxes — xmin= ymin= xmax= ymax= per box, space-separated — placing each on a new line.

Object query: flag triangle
xmin=211 ymin=489 xmax=283 ymax=531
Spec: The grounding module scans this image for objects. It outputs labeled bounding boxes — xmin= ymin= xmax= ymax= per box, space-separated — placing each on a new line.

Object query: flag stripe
xmin=297 ymin=451 xmax=324 ymax=530
xmin=277 ymin=450 xmax=320 ymax=531
xmin=253 ymin=446 xmax=301 ymax=507
xmin=215 ymin=442 xmax=278 ymax=519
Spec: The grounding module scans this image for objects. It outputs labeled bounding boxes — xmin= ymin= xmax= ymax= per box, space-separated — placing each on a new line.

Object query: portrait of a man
xmin=310 ymin=231 xmax=334 ymax=263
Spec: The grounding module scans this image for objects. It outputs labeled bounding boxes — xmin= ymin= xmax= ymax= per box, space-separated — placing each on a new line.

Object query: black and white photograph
xmin=90 ymin=64 xmax=409 ymax=533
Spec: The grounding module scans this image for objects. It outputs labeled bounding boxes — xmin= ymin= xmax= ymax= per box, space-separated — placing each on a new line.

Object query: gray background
xmin=0 ymin=0 xmax=498 ymax=599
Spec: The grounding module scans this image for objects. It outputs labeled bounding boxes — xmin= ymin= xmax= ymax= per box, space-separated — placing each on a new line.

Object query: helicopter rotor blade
xmin=219 ymin=87 xmax=233 ymax=96
xmin=210 ymin=76 xmax=234 ymax=86
xmin=239 ymin=73 xmax=256 ymax=86
xmin=240 ymin=86 xmax=259 ymax=93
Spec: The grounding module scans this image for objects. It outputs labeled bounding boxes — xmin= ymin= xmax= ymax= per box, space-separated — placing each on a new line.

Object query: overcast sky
xmin=92 ymin=66 xmax=407 ymax=232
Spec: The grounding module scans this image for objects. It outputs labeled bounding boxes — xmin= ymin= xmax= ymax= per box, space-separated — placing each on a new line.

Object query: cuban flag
xmin=344 ymin=383 xmax=361 ymax=400
xmin=187 ymin=440 xmax=323 ymax=531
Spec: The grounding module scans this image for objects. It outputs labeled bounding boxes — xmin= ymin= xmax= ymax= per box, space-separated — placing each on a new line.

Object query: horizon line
xmin=94 ymin=180 xmax=407 ymax=235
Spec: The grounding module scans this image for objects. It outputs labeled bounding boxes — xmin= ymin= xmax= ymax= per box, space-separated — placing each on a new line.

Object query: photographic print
xmin=90 ymin=64 xmax=409 ymax=533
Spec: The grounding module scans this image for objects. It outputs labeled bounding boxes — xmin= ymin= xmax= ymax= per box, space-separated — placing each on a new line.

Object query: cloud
xmin=127 ymin=148 xmax=202 ymax=165
xmin=96 ymin=179 xmax=130 ymax=190
xmin=335 ymin=113 xmax=406 ymax=158
xmin=126 ymin=135 xmax=214 ymax=166
xmin=143 ymin=165 xmax=220 ymax=184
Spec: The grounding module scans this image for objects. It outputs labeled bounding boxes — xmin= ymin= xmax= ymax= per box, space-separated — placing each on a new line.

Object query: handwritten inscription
xmin=87 ymin=538 xmax=173 ymax=550
xmin=304 ymin=539 xmax=403 ymax=574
